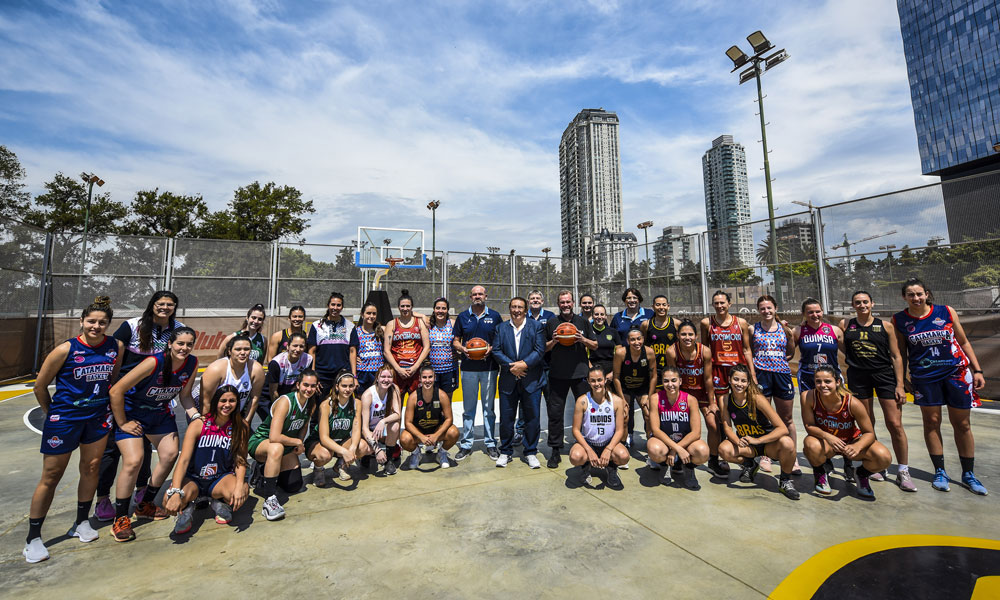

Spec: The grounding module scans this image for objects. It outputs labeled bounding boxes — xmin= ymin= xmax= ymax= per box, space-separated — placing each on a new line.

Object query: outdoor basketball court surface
xmin=1 ymin=382 xmax=998 ymax=599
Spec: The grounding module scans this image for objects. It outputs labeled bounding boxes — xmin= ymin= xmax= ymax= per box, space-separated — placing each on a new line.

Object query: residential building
xmin=702 ymin=135 xmax=753 ymax=269
xmin=653 ymin=225 xmax=695 ymax=276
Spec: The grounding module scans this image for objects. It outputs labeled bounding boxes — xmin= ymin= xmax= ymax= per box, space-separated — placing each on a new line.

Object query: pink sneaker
xmin=94 ymin=497 xmax=114 ymax=522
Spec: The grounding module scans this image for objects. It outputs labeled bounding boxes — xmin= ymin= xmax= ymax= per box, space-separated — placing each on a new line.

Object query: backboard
xmin=355 ymin=227 xmax=426 ymax=269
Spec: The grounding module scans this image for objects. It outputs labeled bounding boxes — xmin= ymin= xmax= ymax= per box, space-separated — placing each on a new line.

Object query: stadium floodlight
xmin=765 ymin=50 xmax=791 ymax=71
xmin=738 ymin=66 xmax=758 ymax=85
xmin=726 ymin=45 xmax=749 ymax=70
xmin=747 ymin=30 xmax=773 ymax=54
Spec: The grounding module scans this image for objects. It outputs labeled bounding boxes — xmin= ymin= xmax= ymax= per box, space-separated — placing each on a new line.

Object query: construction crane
xmin=833 ymin=230 xmax=897 ymax=274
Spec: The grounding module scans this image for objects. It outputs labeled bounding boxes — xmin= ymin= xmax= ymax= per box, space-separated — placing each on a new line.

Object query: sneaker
xmin=23 ymin=537 xmax=49 ymax=563
xmin=261 ymin=495 xmax=285 ymax=521
xmin=856 ymin=473 xmax=875 ymax=499
xmin=68 ymin=520 xmax=99 ymax=543
xmin=580 ymin=464 xmax=593 ymax=486
xmin=437 ymin=448 xmax=451 ymax=469
xmin=513 ymin=432 xmax=524 ymax=446
xmin=486 ymin=447 xmax=500 ymax=460
xmin=111 ymin=516 xmax=135 ymax=542
xmin=870 ymin=470 xmax=886 ymax=482
xmin=843 ymin=461 xmax=856 ymax=484
xmin=739 ymin=457 xmax=761 ymax=484
xmin=94 ymin=497 xmax=114 ymax=522
xmin=384 ymin=459 xmax=397 ymax=475
xmin=759 ymin=455 xmax=773 ymax=473
xmin=496 ymin=454 xmax=510 ymax=468
xmin=405 ymin=452 xmax=421 ymax=470
xmin=606 ymin=465 xmax=624 ymax=490
xmin=814 ymin=472 xmax=832 ymax=495
xmin=962 ymin=471 xmax=988 ymax=496
xmin=779 ymin=478 xmax=800 ymax=500
xmin=132 ymin=486 xmax=146 ymax=505
xmin=618 ymin=460 xmax=630 ymax=470
xmin=932 ymin=468 xmax=951 ymax=492
xmin=547 ymin=452 xmax=561 ymax=469
xmin=454 ymin=448 xmax=472 ymax=461
xmin=707 ymin=458 xmax=730 ymax=479
xmin=661 ymin=467 xmax=673 ymax=485
xmin=133 ymin=501 xmax=168 ymax=521
xmin=211 ymin=499 xmax=233 ymax=524
xmin=645 ymin=458 xmax=661 ymax=471
xmin=526 ymin=454 xmax=541 ymax=469
xmin=682 ymin=467 xmax=700 ymax=490
xmin=174 ymin=504 xmax=195 ymax=534
xmin=335 ymin=459 xmax=350 ymax=481
xmin=897 ymin=469 xmax=917 ymax=493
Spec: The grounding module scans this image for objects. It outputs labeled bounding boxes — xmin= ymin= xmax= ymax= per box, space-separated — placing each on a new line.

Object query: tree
xmin=196 ymin=181 xmax=315 ymax=242
xmin=0 ymin=145 xmax=30 ymax=220
xmin=124 ymin=189 xmax=209 ymax=237
xmin=24 ymin=172 xmax=128 ymax=234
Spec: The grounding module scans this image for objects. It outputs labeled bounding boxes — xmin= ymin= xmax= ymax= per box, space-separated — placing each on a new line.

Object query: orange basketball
xmin=554 ymin=322 xmax=579 ymax=346
xmin=466 ymin=337 xmax=489 ymax=360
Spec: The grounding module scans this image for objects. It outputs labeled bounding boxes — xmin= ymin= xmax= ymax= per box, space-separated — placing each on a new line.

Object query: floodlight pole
xmin=427 ymin=200 xmax=440 ymax=295
xmin=753 ymin=64 xmax=781 ymax=306
xmin=75 ymin=172 xmax=103 ymax=312
xmin=637 ymin=221 xmax=653 ymax=300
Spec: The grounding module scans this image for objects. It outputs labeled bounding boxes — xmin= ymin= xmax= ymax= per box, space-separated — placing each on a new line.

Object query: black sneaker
xmin=707 ymin=458 xmax=730 ymax=479
xmin=843 ymin=460 xmax=856 ymax=484
xmin=454 ymin=448 xmax=473 ymax=461
xmin=485 ymin=447 xmax=500 ymax=460
xmin=547 ymin=452 xmax=561 ymax=469
xmin=682 ymin=466 xmax=701 ymax=490
xmin=739 ymin=457 xmax=761 ymax=483
xmin=779 ymin=478 xmax=801 ymax=500
xmin=606 ymin=465 xmax=624 ymax=490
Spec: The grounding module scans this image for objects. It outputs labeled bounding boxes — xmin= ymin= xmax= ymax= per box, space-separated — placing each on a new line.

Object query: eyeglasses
xmin=154 ymin=302 xmax=176 ymax=308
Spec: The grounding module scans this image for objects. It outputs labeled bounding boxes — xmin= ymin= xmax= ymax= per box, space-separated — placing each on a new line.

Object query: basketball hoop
xmin=373 ymin=257 xmax=405 ymax=290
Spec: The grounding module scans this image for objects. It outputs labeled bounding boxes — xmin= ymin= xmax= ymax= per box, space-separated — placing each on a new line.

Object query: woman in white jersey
xmin=199 ymin=335 xmax=265 ymax=419
xmin=359 ymin=365 xmax=402 ymax=476
xmin=569 ymin=367 xmax=629 ymax=490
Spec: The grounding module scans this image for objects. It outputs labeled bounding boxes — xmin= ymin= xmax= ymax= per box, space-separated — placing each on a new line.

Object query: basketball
xmin=554 ymin=322 xmax=579 ymax=346
xmin=466 ymin=337 xmax=489 ymax=360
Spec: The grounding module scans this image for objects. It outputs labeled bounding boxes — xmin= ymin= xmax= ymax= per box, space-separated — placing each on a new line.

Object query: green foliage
xmin=124 ymin=189 xmax=208 ymax=237
xmin=25 ymin=172 xmax=128 ymax=234
xmin=0 ymin=145 xmax=31 ymax=221
xmin=195 ymin=181 xmax=315 ymax=242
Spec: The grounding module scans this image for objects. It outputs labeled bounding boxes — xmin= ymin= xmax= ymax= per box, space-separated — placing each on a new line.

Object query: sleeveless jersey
xmin=414 ymin=386 xmax=445 ymax=432
xmin=188 ymin=414 xmax=234 ymax=480
xmin=709 ymin=316 xmax=746 ymax=367
xmin=727 ymin=393 xmax=774 ymax=438
xmin=843 ymin=317 xmax=892 ymax=371
xmin=391 ymin=318 xmax=422 ymax=368
xmin=278 ymin=328 xmax=307 ymax=354
xmin=232 ymin=330 xmax=266 ymax=365
xmin=798 ymin=322 xmax=840 ymax=375
xmin=221 ymin=359 xmax=253 ymax=411
xmin=268 ymin=351 xmax=313 ymax=397
xmin=892 ymin=305 xmax=964 ymax=382
xmin=354 ymin=327 xmax=385 ymax=372
xmin=428 ymin=320 xmax=456 ymax=374
xmin=251 ymin=391 xmax=310 ymax=442
xmin=674 ymin=343 xmax=706 ymax=393
xmin=368 ymin=387 xmax=390 ymax=430
xmin=657 ymin=390 xmax=692 ymax=441
xmin=812 ymin=392 xmax=861 ymax=443
xmin=51 ymin=336 xmax=119 ymax=420
xmin=582 ymin=393 xmax=616 ymax=446
xmin=621 ymin=350 xmax=652 ymax=391
xmin=644 ymin=316 xmax=677 ymax=371
xmin=125 ymin=352 xmax=197 ymax=412
xmin=115 ymin=316 xmax=185 ymax=374
xmin=752 ymin=321 xmax=791 ymax=374
xmin=325 ymin=399 xmax=356 ymax=442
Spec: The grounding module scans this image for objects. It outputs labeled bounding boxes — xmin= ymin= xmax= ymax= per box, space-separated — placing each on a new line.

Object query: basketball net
xmin=373 ymin=257 xmax=405 ymax=290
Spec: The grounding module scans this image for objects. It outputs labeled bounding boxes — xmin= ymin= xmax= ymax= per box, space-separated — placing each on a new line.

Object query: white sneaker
xmin=335 ymin=459 xmax=350 ymax=481
xmin=313 ymin=467 xmax=327 ymax=487
xmin=405 ymin=452 xmax=421 ymax=470
xmin=23 ymin=537 xmax=49 ymax=563
xmin=261 ymin=495 xmax=285 ymax=521
xmin=69 ymin=520 xmax=99 ymax=543
xmin=618 ymin=461 xmax=630 ymax=470
xmin=437 ymin=448 xmax=451 ymax=469
xmin=526 ymin=454 xmax=541 ymax=469
xmin=496 ymin=454 xmax=510 ymax=468
xmin=646 ymin=458 xmax=661 ymax=471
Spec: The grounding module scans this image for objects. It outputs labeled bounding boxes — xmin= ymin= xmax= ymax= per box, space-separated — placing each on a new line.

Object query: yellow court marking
xmin=972 ymin=576 xmax=1000 ymax=600
xmin=0 ymin=389 xmax=33 ymax=403
xmin=770 ymin=535 xmax=1000 ymax=599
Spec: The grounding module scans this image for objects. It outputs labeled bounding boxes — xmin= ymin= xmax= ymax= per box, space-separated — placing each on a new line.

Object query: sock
xmin=960 ymin=456 xmax=975 ymax=473
xmin=683 ymin=463 xmax=695 ymax=470
xmin=856 ymin=466 xmax=872 ymax=479
xmin=115 ymin=497 xmax=130 ymax=519
xmin=813 ymin=466 xmax=825 ymax=479
xmin=27 ymin=517 xmax=44 ymax=543
xmin=142 ymin=485 xmax=161 ymax=504
xmin=391 ymin=444 xmax=401 ymax=460
xmin=709 ymin=454 xmax=719 ymax=463
xmin=779 ymin=472 xmax=791 ymax=482
xmin=76 ymin=500 xmax=92 ymax=525
xmin=261 ymin=476 xmax=278 ymax=498
xmin=929 ymin=454 xmax=945 ymax=471
xmin=898 ymin=463 xmax=909 ymax=473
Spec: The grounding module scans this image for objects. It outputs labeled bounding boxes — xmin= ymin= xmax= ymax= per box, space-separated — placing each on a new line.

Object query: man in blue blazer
xmin=492 ymin=296 xmax=546 ymax=468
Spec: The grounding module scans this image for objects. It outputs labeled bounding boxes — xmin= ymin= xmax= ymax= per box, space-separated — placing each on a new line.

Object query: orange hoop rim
xmin=385 ymin=257 xmax=405 ymax=268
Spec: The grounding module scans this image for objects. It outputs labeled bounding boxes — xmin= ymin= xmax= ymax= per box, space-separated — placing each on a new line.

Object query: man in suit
xmin=492 ymin=296 xmax=546 ymax=468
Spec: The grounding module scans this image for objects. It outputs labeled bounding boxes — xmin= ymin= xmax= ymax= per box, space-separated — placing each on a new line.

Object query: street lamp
xmin=426 ymin=200 xmax=440 ymax=294
xmin=727 ymin=31 xmax=790 ymax=305
xmin=75 ymin=172 xmax=105 ymax=312
xmin=880 ymin=244 xmax=897 ymax=281
xmin=541 ymin=246 xmax=552 ymax=291
xmin=637 ymin=221 xmax=654 ymax=299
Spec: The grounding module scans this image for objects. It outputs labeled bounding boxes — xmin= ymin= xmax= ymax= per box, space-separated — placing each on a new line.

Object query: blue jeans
xmin=460 ymin=370 xmax=499 ymax=450
xmin=500 ymin=384 xmax=541 ymax=455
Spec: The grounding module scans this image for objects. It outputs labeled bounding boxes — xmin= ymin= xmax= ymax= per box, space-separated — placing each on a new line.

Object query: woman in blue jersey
xmin=893 ymin=278 xmax=987 ymax=495
xmin=218 ymin=304 xmax=268 ymax=365
xmin=24 ymin=297 xmax=124 ymax=564
xmin=426 ymin=297 xmax=459 ymax=397
xmin=793 ymin=298 xmax=844 ymax=396
xmin=750 ymin=295 xmax=798 ymax=475
xmin=164 ymin=385 xmax=250 ymax=535
xmin=351 ymin=302 xmax=385 ymax=393
xmin=106 ymin=327 xmax=199 ymax=542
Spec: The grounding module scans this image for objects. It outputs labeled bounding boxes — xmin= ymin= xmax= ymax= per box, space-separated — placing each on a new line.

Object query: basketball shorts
xmin=713 ymin=364 xmax=739 ymax=395
xmin=394 ymin=369 xmax=420 ymax=394
xmin=41 ymin=410 xmax=113 ymax=455
xmin=248 ymin=434 xmax=298 ymax=458
xmin=436 ymin=369 xmax=459 ymax=394
xmin=846 ymin=367 xmax=896 ymax=400
xmin=114 ymin=407 xmax=178 ymax=441
xmin=913 ymin=366 xmax=980 ymax=409
xmin=683 ymin=387 xmax=711 ymax=408
xmin=757 ymin=370 xmax=795 ymax=401
xmin=186 ymin=471 xmax=232 ymax=497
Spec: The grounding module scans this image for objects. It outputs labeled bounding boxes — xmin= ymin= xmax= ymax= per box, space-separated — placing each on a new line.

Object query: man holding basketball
xmin=452 ymin=285 xmax=502 ymax=460
xmin=544 ymin=290 xmax=598 ymax=468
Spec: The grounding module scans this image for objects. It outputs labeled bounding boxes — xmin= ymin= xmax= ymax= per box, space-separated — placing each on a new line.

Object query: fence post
xmin=813 ymin=207 xmax=830 ymax=311
xmin=510 ymin=251 xmax=517 ymax=300
xmin=699 ymin=232 xmax=710 ymax=314
xmin=442 ymin=251 xmax=449 ymax=302
xmin=33 ymin=232 xmax=53 ymax=375
xmin=163 ymin=236 xmax=175 ymax=290
xmin=624 ymin=250 xmax=631 ymax=288
xmin=572 ymin=257 xmax=579 ymax=302
xmin=269 ymin=241 xmax=279 ymax=315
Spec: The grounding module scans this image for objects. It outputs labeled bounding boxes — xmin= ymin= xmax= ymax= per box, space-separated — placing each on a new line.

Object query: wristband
xmin=972 ymin=369 xmax=983 ymax=374
xmin=165 ymin=487 xmax=185 ymax=499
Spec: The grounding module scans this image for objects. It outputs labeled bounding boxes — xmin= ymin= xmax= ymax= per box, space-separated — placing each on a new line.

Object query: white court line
xmin=23 ymin=406 xmax=41 ymax=435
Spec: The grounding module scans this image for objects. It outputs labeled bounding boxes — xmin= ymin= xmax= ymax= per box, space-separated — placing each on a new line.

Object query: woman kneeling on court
xmin=360 ymin=365 xmax=402 ymax=475
xmin=569 ymin=367 xmax=629 ymax=490
xmin=164 ymin=385 xmax=249 ymax=534
xmin=248 ymin=369 xmax=318 ymax=521
xmin=803 ymin=365 xmax=891 ymax=500
xmin=401 ymin=365 xmax=459 ymax=470
xmin=647 ymin=366 xmax=708 ymax=490
xmin=307 ymin=371 xmax=371 ymax=486
xmin=718 ymin=365 xmax=800 ymax=500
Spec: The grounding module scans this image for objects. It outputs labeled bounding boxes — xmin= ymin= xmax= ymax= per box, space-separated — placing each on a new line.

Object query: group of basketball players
xmin=22 ymin=278 xmax=989 ymax=563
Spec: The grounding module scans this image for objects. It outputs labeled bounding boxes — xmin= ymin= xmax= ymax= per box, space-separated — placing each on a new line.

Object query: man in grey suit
xmin=492 ymin=296 xmax=546 ymax=468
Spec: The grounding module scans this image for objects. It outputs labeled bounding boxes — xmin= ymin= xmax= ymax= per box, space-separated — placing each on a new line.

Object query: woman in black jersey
xmin=590 ymin=304 xmax=621 ymax=375
xmin=612 ymin=328 xmax=657 ymax=451
xmin=401 ymin=365 xmax=459 ymax=470
xmin=266 ymin=305 xmax=307 ymax=361
xmin=218 ymin=304 xmax=267 ymax=365
xmin=640 ymin=294 xmax=677 ymax=376
xmin=718 ymin=365 xmax=800 ymax=499
xmin=838 ymin=290 xmax=913 ymax=491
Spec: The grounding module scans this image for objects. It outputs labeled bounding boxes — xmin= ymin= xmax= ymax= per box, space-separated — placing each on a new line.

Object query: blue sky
xmin=0 ymin=0 xmax=933 ymax=258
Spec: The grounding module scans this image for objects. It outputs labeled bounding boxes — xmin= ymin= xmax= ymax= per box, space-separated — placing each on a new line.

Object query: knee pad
xmin=277 ymin=467 xmax=303 ymax=493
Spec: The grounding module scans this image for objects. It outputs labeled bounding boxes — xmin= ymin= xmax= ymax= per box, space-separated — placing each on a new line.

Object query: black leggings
xmin=97 ymin=435 xmax=152 ymax=497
